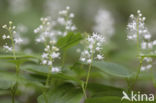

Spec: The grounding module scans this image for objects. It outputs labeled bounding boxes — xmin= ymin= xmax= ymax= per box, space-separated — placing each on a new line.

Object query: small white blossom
xmin=14 ymin=38 xmax=23 ymax=44
xmin=51 ymin=52 xmax=60 ymax=59
xmin=48 ymin=61 xmax=52 ymax=66
xmin=42 ymin=60 xmax=47 ymax=65
xmin=2 ymin=34 xmax=7 ymax=40
xmin=80 ymin=32 xmax=105 ymax=64
xmin=2 ymin=25 xmax=7 ymax=29
xmin=41 ymin=53 xmax=48 ymax=58
xmin=51 ymin=67 xmax=61 ymax=73
xmin=3 ymin=44 xmax=12 ymax=52
xmin=97 ymin=54 xmax=104 ymax=60
xmin=87 ymin=59 xmax=92 ymax=64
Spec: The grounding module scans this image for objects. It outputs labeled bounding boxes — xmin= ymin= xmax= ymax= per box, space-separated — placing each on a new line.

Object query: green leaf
xmin=87 ymin=83 xmax=123 ymax=97
xmin=92 ymin=61 xmax=133 ymax=78
xmin=85 ymin=96 xmax=156 ymax=103
xmin=57 ymin=32 xmax=82 ymax=51
xmin=37 ymin=83 xmax=83 ymax=103
xmin=0 ymin=79 xmax=12 ymax=89
xmin=0 ymin=55 xmax=37 ymax=59
xmin=85 ymin=96 xmax=121 ymax=103
xmin=0 ymin=72 xmax=45 ymax=89
xmin=21 ymin=64 xmax=83 ymax=85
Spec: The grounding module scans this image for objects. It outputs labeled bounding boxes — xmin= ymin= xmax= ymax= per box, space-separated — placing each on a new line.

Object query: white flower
xmin=42 ymin=53 xmax=48 ymax=58
xmin=48 ymin=61 xmax=52 ymax=66
xmin=2 ymin=35 xmax=10 ymax=40
xmin=3 ymin=44 xmax=12 ymax=52
xmin=80 ymin=32 xmax=105 ymax=64
xmin=80 ymin=58 xmax=86 ymax=62
xmin=97 ymin=54 xmax=104 ymax=60
xmin=66 ymin=6 xmax=70 ymax=10
xmin=2 ymin=25 xmax=7 ymax=29
xmin=127 ymin=10 xmax=155 ymax=72
xmin=14 ymin=38 xmax=23 ymax=44
xmin=42 ymin=60 xmax=47 ymax=65
xmin=141 ymin=66 xmax=146 ymax=71
xmin=153 ymin=40 xmax=156 ymax=45
xmin=1 ymin=22 xmax=27 ymax=52
xmin=93 ymin=9 xmax=114 ymax=41
xmin=69 ymin=13 xmax=74 ymax=18
xmin=51 ymin=52 xmax=60 ymax=59
xmin=51 ymin=67 xmax=61 ymax=72
xmin=57 ymin=17 xmax=65 ymax=25
xmin=87 ymin=59 xmax=92 ymax=64
xmin=2 ymin=34 xmax=7 ymax=39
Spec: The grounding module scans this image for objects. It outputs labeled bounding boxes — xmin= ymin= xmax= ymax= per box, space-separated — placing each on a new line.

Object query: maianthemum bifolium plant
xmin=0 ymin=6 xmax=156 ymax=103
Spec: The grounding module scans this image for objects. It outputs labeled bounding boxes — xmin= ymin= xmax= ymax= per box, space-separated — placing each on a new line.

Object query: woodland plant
xmin=127 ymin=10 xmax=156 ymax=90
xmin=1 ymin=6 xmax=156 ymax=103
xmin=1 ymin=21 xmax=24 ymax=103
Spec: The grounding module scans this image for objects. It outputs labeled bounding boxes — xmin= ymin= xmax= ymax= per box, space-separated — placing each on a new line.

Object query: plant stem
xmin=62 ymin=51 xmax=66 ymax=68
xmin=136 ymin=17 xmax=140 ymax=54
xmin=81 ymin=83 xmax=87 ymax=99
xmin=130 ymin=57 xmax=143 ymax=90
xmin=45 ymin=66 xmax=52 ymax=87
xmin=85 ymin=63 xmax=92 ymax=90
xmin=84 ymin=47 xmax=94 ymax=98
xmin=43 ymin=92 xmax=48 ymax=103
xmin=43 ymin=65 xmax=52 ymax=103
xmin=9 ymin=28 xmax=19 ymax=103
xmin=11 ymin=93 xmax=15 ymax=103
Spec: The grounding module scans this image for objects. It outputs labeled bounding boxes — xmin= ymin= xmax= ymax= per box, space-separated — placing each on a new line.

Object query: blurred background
xmin=0 ymin=0 xmax=156 ymax=102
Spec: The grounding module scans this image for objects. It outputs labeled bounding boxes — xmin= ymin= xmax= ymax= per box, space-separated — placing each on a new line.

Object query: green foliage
xmin=92 ymin=61 xmax=133 ymax=78
xmin=57 ymin=32 xmax=82 ymax=51
xmin=37 ymin=83 xmax=83 ymax=103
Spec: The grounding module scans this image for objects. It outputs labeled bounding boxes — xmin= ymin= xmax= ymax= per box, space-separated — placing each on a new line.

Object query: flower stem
xmin=45 ymin=66 xmax=52 ymax=87
xmin=81 ymin=82 xmax=87 ymax=99
xmin=43 ymin=66 xmax=52 ymax=103
xmin=136 ymin=17 xmax=140 ymax=54
xmin=9 ymin=28 xmax=19 ymax=103
xmin=85 ymin=63 xmax=92 ymax=90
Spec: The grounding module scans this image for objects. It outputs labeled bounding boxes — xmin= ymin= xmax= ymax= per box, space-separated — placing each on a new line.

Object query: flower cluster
xmin=127 ymin=10 xmax=156 ymax=71
xmin=1 ymin=21 xmax=24 ymax=52
xmin=93 ymin=9 xmax=114 ymax=41
xmin=41 ymin=40 xmax=61 ymax=72
xmin=56 ymin=6 xmax=77 ymax=36
xmin=34 ymin=6 xmax=77 ymax=43
xmin=34 ymin=17 xmax=57 ymax=43
xmin=141 ymin=57 xmax=152 ymax=71
xmin=80 ymin=33 xmax=105 ymax=64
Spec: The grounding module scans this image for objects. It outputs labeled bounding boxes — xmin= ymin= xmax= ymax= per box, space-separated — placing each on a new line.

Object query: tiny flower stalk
xmin=127 ymin=10 xmax=156 ymax=89
xmin=2 ymin=21 xmax=23 ymax=103
xmin=80 ymin=33 xmax=105 ymax=98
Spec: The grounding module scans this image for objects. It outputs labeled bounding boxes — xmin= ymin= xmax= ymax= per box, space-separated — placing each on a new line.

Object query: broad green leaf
xmin=21 ymin=64 xmax=83 ymax=85
xmin=0 ymin=55 xmax=37 ymax=59
xmin=0 ymin=79 xmax=12 ymax=89
xmin=0 ymin=72 xmax=45 ymax=89
xmin=37 ymin=83 xmax=83 ymax=103
xmin=87 ymin=83 xmax=123 ymax=97
xmin=57 ymin=32 xmax=82 ymax=51
xmin=0 ymin=90 xmax=10 ymax=95
xmin=92 ymin=61 xmax=133 ymax=78
xmin=85 ymin=96 xmax=121 ymax=103
xmin=85 ymin=97 xmax=154 ymax=103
